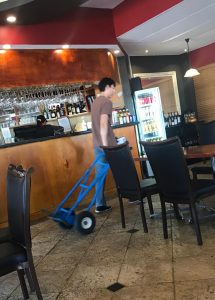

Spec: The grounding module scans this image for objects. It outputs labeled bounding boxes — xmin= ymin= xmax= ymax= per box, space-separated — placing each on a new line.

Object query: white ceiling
xmin=0 ymin=0 xmax=34 ymax=11
xmin=81 ymin=0 xmax=124 ymax=9
xmin=4 ymin=0 xmax=215 ymax=56
xmin=117 ymin=0 xmax=215 ymax=56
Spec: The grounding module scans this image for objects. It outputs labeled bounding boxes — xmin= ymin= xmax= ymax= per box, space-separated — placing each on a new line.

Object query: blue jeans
xmin=94 ymin=146 xmax=107 ymax=207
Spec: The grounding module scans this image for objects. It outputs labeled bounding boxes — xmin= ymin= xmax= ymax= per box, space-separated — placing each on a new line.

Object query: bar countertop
xmin=0 ymin=122 xmax=138 ymax=149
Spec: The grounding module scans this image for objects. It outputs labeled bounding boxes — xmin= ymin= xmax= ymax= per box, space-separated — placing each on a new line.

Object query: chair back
xmin=141 ymin=138 xmax=192 ymax=202
xmin=197 ymin=121 xmax=215 ymax=145
xmin=7 ymin=165 xmax=33 ymax=248
xmin=102 ymin=142 xmax=141 ymax=199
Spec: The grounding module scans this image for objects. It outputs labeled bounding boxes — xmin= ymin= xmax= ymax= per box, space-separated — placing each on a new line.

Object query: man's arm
xmin=100 ymin=114 xmax=109 ymax=146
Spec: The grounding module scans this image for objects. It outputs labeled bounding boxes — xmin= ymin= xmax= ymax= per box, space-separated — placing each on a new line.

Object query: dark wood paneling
xmin=0 ymin=49 xmax=119 ymax=88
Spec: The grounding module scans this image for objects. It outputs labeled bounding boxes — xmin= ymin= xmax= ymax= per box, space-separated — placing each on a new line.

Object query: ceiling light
xmin=184 ymin=38 xmax=200 ymax=78
xmin=0 ymin=50 xmax=6 ymax=54
xmin=114 ymin=50 xmax=120 ymax=54
xmin=2 ymin=44 xmax=11 ymax=50
xmin=6 ymin=15 xmax=16 ymax=23
xmin=54 ymin=49 xmax=63 ymax=54
xmin=62 ymin=44 xmax=69 ymax=49
xmin=145 ymin=49 xmax=149 ymax=53
xmin=184 ymin=68 xmax=200 ymax=77
xmin=107 ymin=51 xmax=111 ymax=56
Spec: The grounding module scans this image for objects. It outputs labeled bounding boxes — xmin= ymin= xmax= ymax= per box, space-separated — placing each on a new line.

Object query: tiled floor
xmin=1 ymin=193 xmax=215 ymax=299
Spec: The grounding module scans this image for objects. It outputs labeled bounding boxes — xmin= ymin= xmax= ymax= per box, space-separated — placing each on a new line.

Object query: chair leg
xmin=140 ymin=199 xmax=148 ymax=233
xmin=29 ymin=260 xmax=43 ymax=300
xmin=192 ymin=171 xmax=197 ymax=181
xmin=17 ymin=269 xmax=29 ymax=300
xmin=173 ymin=203 xmax=182 ymax=220
xmin=118 ymin=194 xmax=125 ymax=228
xmin=25 ymin=267 xmax=35 ymax=292
xmin=190 ymin=203 xmax=203 ymax=246
xmin=189 ymin=204 xmax=194 ymax=224
xmin=147 ymin=194 xmax=154 ymax=216
xmin=160 ymin=198 xmax=168 ymax=239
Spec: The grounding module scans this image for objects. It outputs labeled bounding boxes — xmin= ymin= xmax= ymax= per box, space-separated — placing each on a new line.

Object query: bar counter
xmin=0 ymin=123 xmax=140 ymax=226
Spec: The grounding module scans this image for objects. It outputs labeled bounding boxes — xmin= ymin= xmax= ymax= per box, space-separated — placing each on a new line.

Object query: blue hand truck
xmin=49 ymin=154 xmax=109 ymax=234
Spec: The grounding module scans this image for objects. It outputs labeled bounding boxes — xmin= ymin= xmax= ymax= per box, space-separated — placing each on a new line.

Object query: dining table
xmin=135 ymin=144 xmax=215 ymax=177
xmin=183 ymin=144 xmax=215 ymax=159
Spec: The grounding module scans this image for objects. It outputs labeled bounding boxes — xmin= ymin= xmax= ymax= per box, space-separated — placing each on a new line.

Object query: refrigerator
xmin=134 ymin=87 xmax=166 ymax=176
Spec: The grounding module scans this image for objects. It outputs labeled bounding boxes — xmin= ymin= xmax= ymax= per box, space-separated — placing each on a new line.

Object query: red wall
xmin=0 ymin=8 xmax=116 ymax=45
xmin=0 ymin=2 xmax=185 ymax=45
xmin=190 ymin=42 xmax=215 ymax=68
xmin=113 ymin=0 xmax=183 ymax=36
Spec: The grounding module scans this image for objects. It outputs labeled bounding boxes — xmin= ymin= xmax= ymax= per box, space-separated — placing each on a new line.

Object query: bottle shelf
xmin=139 ymin=104 xmax=153 ymax=108
xmin=46 ymin=111 xmax=90 ymax=122
xmin=144 ymin=133 xmax=160 ymax=139
xmin=142 ymin=117 xmax=155 ymax=122
xmin=68 ymin=112 xmax=90 ymax=118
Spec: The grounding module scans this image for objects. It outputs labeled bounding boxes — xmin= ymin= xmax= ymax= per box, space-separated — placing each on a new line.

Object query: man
xmin=36 ymin=115 xmax=64 ymax=138
xmin=91 ymin=77 xmax=117 ymax=213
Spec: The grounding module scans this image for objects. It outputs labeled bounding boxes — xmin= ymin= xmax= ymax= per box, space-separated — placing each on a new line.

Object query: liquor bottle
xmin=173 ymin=112 xmax=176 ymax=126
xmin=60 ymin=103 xmax=65 ymax=117
xmin=168 ymin=113 xmax=171 ymax=127
xmin=163 ymin=112 xmax=168 ymax=128
xmin=175 ymin=112 xmax=178 ymax=125
xmin=56 ymin=105 xmax=61 ymax=118
xmin=44 ymin=110 xmax=48 ymax=120
xmin=75 ymin=103 xmax=81 ymax=114
xmin=177 ymin=112 xmax=181 ymax=124
xmin=112 ymin=110 xmax=117 ymax=125
xmin=66 ymin=103 xmax=72 ymax=116
xmin=71 ymin=103 xmax=76 ymax=115
xmin=171 ymin=112 xmax=175 ymax=126
xmin=51 ymin=106 xmax=56 ymax=118
xmin=51 ymin=109 xmax=56 ymax=118
xmin=144 ymin=121 xmax=148 ymax=135
xmin=119 ymin=110 xmax=124 ymax=124
xmin=126 ymin=110 xmax=131 ymax=123
xmin=122 ymin=108 xmax=125 ymax=123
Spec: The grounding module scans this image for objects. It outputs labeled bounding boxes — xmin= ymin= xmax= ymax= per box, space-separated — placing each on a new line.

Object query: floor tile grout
xmin=56 ymin=212 xmax=110 ymax=299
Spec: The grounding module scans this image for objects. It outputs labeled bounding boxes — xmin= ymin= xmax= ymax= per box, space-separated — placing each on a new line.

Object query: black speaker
xmin=130 ymin=77 xmax=142 ymax=94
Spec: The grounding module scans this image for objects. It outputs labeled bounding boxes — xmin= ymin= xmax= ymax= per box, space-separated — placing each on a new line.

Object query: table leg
xmin=212 ymin=156 xmax=215 ymax=178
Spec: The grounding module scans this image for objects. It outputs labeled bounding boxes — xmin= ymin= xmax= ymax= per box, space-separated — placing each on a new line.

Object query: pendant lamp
xmin=184 ymin=38 xmax=200 ymax=78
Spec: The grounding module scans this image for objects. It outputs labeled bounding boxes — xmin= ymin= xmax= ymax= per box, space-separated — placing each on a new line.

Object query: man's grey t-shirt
xmin=91 ymin=95 xmax=117 ymax=147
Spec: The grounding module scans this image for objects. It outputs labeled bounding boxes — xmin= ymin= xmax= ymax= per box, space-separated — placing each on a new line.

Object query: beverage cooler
xmin=134 ymin=87 xmax=166 ymax=176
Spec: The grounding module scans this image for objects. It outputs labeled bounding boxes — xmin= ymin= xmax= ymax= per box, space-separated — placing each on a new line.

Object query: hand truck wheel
xmin=76 ymin=211 xmax=96 ymax=234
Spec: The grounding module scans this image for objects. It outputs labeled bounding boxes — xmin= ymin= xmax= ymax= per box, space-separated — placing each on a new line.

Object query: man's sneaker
xmin=95 ymin=205 xmax=112 ymax=214
xmin=128 ymin=199 xmax=141 ymax=204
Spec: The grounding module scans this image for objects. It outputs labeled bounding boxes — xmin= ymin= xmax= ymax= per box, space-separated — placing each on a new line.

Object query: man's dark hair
xmin=37 ymin=114 xmax=47 ymax=126
xmin=98 ymin=77 xmax=116 ymax=92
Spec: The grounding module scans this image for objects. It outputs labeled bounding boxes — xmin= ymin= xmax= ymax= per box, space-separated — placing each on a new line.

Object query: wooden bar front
xmin=0 ymin=125 xmax=140 ymax=226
